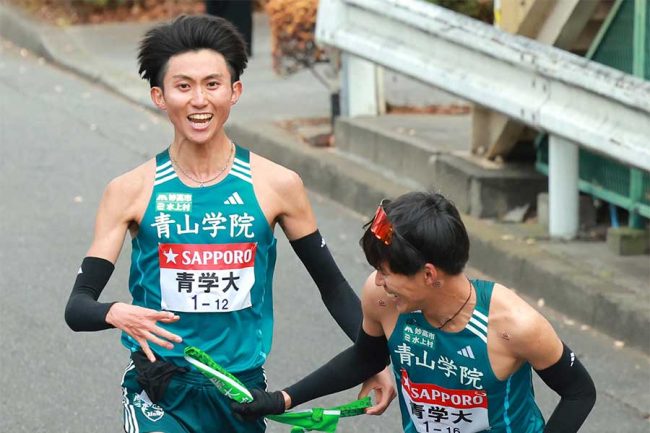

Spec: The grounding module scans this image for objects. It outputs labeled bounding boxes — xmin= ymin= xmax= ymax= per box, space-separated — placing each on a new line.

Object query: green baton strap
xmin=183 ymin=346 xmax=372 ymax=432
xmin=268 ymin=408 xmax=341 ymax=433
xmin=183 ymin=346 xmax=253 ymax=403
xmin=267 ymin=397 xmax=372 ymax=433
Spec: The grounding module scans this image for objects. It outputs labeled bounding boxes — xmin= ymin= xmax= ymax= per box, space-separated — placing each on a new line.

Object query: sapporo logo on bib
xmin=158 ymin=243 xmax=257 ymax=313
xmin=401 ymin=369 xmax=489 ymax=433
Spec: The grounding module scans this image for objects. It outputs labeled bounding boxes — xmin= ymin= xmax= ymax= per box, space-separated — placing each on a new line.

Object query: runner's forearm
xmin=284 ymin=328 xmax=389 ymax=407
xmin=64 ymin=256 xmax=116 ymax=331
xmin=290 ymin=230 xmax=362 ymax=341
xmin=537 ymin=343 xmax=596 ymax=432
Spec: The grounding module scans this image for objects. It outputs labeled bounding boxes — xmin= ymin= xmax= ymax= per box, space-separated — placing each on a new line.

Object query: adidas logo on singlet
xmin=224 ymin=192 xmax=244 ymax=205
xmin=457 ymin=345 xmax=475 ymax=359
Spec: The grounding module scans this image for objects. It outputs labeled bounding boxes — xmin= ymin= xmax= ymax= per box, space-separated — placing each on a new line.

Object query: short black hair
xmin=138 ymin=14 xmax=248 ymax=88
xmin=361 ymin=192 xmax=469 ymax=276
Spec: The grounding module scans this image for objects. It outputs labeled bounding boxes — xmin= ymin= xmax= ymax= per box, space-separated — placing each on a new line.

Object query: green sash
xmin=184 ymin=346 xmax=371 ymax=432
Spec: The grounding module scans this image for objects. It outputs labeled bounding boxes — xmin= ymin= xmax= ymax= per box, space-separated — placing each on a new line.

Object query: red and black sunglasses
xmin=370 ymin=199 xmax=394 ymax=245
xmin=370 ymin=199 xmax=428 ymax=262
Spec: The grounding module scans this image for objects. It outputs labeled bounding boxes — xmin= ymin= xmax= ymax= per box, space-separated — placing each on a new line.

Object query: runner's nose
xmin=191 ymin=88 xmax=207 ymax=106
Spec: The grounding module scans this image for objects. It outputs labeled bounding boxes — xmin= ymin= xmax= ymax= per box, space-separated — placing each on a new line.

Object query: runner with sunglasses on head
xmin=232 ymin=191 xmax=596 ymax=433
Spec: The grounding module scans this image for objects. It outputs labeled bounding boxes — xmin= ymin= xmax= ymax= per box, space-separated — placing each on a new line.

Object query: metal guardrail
xmin=536 ymin=0 xmax=650 ymax=227
xmin=316 ymin=0 xmax=650 ymax=237
xmin=316 ymin=0 xmax=650 ymax=171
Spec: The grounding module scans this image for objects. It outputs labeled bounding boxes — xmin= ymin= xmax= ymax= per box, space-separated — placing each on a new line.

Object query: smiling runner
xmin=64 ymin=14 xmax=395 ymax=433
xmin=232 ymin=192 xmax=597 ymax=433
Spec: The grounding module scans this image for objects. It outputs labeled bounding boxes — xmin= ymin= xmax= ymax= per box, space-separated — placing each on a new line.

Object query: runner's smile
xmin=187 ymin=112 xmax=214 ymax=130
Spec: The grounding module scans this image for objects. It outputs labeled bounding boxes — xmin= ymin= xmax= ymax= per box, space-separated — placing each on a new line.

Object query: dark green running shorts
xmin=121 ymin=359 xmax=267 ymax=433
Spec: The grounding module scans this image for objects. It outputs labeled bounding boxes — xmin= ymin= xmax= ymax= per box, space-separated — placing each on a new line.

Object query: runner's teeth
xmin=188 ymin=114 xmax=213 ymax=122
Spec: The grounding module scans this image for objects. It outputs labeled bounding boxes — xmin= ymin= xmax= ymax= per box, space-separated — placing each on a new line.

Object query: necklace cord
xmin=437 ymin=278 xmax=473 ymax=330
xmin=171 ymin=141 xmax=234 ymax=187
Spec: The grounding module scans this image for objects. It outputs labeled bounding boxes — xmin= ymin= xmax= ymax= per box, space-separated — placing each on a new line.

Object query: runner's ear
xmin=422 ymin=263 xmax=438 ymax=287
xmin=230 ymin=81 xmax=242 ymax=105
xmin=151 ymin=87 xmax=166 ymax=110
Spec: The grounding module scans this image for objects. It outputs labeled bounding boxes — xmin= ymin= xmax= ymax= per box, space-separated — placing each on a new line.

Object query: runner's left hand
xmin=358 ymin=366 xmax=396 ymax=415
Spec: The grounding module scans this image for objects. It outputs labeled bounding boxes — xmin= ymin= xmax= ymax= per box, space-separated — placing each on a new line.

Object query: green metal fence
xmin=535 ymin=0 xmax=650 ymax=226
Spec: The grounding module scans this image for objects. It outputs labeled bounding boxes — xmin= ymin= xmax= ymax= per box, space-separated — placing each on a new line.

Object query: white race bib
xmin=400 ymin=369 xmax=490 ymax=433
xmin=158 ymin=243 xmax=257 ymax=313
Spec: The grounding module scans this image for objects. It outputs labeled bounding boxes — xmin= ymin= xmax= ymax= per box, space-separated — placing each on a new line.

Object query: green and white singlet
xmin=123 ymin=145 xmax=277 ymax=373
xmin=388 ymin=280 xmax=545 ymax=433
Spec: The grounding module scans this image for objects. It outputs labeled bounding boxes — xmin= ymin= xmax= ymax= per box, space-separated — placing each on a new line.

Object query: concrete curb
xmin=463 ymin=218 xmax=649 ymax=351
xmin=0 ymin=4 xmax=153 ymax=110
xmin=3 ymin=3 xmax=647 ymax=354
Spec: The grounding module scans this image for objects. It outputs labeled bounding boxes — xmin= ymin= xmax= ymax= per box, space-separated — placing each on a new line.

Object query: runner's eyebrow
xmin=171 ymin=74 xmax=225 ymax=81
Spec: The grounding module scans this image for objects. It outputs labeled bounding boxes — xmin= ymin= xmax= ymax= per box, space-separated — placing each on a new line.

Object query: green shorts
xmin=121 ymin=359 xmax=267 ymax=433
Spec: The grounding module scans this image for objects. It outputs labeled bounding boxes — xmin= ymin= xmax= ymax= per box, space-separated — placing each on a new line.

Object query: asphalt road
xmin=1 ymin=40 xmax=648 ymax=433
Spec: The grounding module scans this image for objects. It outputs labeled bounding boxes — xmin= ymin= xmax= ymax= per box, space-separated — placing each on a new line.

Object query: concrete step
xmin=334 ymin=115 xmax=547 ymax=219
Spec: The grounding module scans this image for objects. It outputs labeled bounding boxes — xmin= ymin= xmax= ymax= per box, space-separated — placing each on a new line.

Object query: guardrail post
xmin=341 ymin=53 xmax=383 ymax=117
xmin=629 ymin=170 xmax=644 ymax=228
xmin=629 ymin=0 xmax=647 ymax=228
xmin=549 ymin=134 xmax=579 ymax=239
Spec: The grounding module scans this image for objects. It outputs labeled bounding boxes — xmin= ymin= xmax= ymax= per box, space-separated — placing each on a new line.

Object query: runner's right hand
xmin=231 ymin=389 xmax=288 ymax=420
xmin=105 ymin=302 xmax=182 ymax=362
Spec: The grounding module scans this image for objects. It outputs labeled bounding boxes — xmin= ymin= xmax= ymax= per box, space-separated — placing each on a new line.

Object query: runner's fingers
xmin=143 ymin=330 xmax=175 ymax=351
xmin=139 ymin=340 xmax=156 ymax=362
xmin=366 ymin=390 xmax=388 ymax=415
xmin=158 ymin=314 xmax=180 ymax=323
xmin=123 ymin=324 xmax=152 ymax=342
xmin=152 ymin=310 xmax=179 ymax=322
xmin=364 ymin=387 xmax=394 ymax=415
xmin=365 ymin=398 xmax=387 ymax=415
xmin=152 ymin=325 xmax=183 ymax=343
xmin=357 ymin=382 xmax=373 ymax=398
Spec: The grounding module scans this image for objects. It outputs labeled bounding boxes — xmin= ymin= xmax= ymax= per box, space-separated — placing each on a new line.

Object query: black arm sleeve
xmin=284 ymin=327 xmax=390 ymax=408
xmin=536 ymin=343 xmax=596 ymax=433
xmin=290 ymin=230 xmax=362 ymax=341
xmin=64 ymin=256 xmax=117 ymax=331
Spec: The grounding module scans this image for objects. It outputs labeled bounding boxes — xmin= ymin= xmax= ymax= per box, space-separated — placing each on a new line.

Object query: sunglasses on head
xmin=370 ymin=199 xmax=393 ymax=245
xmin=370 ymin=199 xmax=428 ymax=262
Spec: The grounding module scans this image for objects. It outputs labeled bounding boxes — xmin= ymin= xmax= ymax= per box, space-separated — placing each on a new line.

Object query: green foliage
xmin=425 ymin=0 xmax=493 ymax=24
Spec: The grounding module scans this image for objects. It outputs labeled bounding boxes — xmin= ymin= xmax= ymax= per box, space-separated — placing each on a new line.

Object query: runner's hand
xmin=105 ymin=302 xmax=182 ymax=362
xmin=358 ymin=366 xmax=396 ymax=415
xmin=231 ymin=389 xmax=287 ymax=421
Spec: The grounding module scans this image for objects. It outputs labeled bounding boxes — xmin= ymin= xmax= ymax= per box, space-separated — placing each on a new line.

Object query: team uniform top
xmin=388 ymin=280 xmax=545 ymax=433
xmin=123 ymin=145 xmax=277 ymax=373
